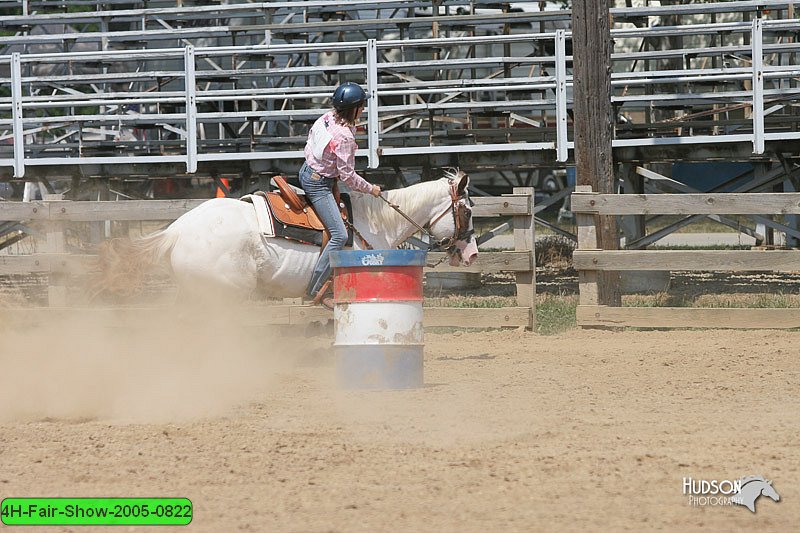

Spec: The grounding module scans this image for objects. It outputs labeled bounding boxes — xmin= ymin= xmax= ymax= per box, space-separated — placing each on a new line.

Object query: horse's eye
xmin=459 ymin=205 xmax=471 ymax=226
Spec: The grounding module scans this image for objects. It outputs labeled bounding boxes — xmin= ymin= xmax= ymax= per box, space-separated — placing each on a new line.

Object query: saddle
xmin=243 ymin=175 xmax=353 ymax=248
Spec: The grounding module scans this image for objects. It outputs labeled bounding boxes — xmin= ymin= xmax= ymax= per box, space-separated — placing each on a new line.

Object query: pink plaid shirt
xmin=304 ymin=111 xmax=373 ymax=194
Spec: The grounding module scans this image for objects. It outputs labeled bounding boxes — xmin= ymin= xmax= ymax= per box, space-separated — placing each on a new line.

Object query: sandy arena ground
xmin=1 ymin=324 xmax=798 ymax=532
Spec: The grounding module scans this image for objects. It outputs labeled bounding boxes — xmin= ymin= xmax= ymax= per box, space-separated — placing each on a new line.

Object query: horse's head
xmin=734 ymin=476 xmax=781 ymax=512
xmin=762 ymin=480 xmax=780 ymax=502
xmin=427 ymin=169 xmax=479 ymax=267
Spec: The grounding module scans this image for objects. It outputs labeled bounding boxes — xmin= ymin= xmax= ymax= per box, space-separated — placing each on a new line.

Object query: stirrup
xmin=318 ymin=295 xmax=335 ymax=311
xmin=311 ymin=278 xmax=333 ymax=308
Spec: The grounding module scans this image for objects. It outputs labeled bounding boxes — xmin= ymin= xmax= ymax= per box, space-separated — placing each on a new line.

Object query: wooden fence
xmin=571 ymin=185 xmax=800 ymax=329
xmin=0 ymin=188 xmax=535 ymax=329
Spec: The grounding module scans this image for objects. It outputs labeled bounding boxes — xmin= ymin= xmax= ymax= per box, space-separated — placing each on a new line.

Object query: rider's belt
xmin=311 ymin=171 xmax=334 ymax=181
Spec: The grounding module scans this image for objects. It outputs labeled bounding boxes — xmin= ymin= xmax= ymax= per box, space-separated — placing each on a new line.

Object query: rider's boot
xmin=311 ymin=278 xmax=334 ymax=310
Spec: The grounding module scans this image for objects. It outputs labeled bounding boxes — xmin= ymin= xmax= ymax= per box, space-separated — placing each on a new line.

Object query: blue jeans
xmin=299 ymin=162 xmax=348 ymax=297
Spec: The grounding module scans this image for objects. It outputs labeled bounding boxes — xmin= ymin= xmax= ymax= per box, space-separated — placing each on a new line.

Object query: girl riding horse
xmin=299 ymin=82 xmax=382 ymax=308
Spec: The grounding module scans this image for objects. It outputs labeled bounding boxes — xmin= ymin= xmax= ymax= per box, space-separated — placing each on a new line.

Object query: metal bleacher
xmin=1 ymin=0 xmax=800 ymax=195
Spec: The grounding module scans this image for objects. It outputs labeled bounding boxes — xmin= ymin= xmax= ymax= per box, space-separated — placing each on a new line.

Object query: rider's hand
xmin=370 ymin=185 xmax=382 ymax=197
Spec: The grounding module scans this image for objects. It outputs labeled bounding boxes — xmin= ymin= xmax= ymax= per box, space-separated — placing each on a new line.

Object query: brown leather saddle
xmin=245 ymin=175 xmax=353 ymax=248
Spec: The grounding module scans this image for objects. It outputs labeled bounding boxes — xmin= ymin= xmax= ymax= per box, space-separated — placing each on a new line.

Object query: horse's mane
xmin=442 ymin=167 xmax=468 ymax=182
xmin=740 ymin=476 xmax=768 ymax=486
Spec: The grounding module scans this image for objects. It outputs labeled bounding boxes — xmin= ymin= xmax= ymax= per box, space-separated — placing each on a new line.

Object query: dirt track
xmin=1 ymin=327 xmax=798 ymax=532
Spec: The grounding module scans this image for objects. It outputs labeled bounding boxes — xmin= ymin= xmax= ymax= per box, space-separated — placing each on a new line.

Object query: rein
xmin=336 ymin=185 xmax=469 ymax=255
xmin=378 ymin=194 xmax=431 ymax=239
xmin=377 ymin=194 xmax=448 ymax=267
xmin=377 ymin=187 xmax=473 ymax=254
xmin=343 ymin=217 xmax=374 ymax=250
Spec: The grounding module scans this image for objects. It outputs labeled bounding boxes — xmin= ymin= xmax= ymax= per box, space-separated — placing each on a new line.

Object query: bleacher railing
xmin=1 ymin=1 xmax=799 ymax=177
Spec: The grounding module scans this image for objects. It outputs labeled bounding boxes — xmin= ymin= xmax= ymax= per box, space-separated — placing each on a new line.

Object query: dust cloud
xmin=0 ymin=301 xmax=315 ymax=423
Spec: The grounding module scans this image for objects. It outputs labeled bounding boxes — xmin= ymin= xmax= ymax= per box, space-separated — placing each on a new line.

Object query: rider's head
xmin=332 ymin=82 xmax=367 ymax=126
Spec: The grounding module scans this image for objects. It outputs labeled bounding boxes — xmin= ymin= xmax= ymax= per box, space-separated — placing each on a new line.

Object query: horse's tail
xmin=91 ymin=229 xmax=179 ymax=299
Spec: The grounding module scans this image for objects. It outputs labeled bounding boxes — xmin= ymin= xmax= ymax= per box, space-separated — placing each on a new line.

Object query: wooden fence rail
xmin=572 ymin=185 xmax=800 ymax=329
xmin=0 ymin=189 xmax=536 ymax=329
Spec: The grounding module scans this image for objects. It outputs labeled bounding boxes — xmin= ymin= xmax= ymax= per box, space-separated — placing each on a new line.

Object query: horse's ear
xmin=456 ymin=171 xmax=469 ymax=196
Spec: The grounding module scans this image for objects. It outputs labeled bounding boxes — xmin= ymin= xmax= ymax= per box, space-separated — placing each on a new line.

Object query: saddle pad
xmin=248 ymin=194 xmax=275 ymax=237
xmin=241 ymin=193 xmax=275 ymax=237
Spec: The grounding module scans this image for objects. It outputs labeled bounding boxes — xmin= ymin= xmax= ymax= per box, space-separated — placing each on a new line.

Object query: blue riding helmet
xmin=332 ymin=82 xmax=367 ymax=111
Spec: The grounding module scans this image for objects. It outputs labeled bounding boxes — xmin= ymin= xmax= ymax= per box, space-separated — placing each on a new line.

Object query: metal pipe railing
xmin=3 ymin=13 xmax=800 ymax=177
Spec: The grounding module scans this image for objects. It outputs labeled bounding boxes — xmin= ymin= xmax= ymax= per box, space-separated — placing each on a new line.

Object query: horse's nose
xmin=459 ymin=238 xmax=479 ymax=266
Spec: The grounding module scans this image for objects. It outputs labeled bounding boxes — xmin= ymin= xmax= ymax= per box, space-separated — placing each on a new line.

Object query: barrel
xmin=330 ymin=249 xmax=427 ymax=389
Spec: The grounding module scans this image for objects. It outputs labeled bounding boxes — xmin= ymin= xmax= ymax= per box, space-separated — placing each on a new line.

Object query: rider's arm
xmin=332 ymin=136 xmax=374 ymax=194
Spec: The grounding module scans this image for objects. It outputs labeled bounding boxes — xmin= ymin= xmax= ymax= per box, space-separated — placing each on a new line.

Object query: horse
xmin=95 ymin=169 xmax=478 ymax=303
xmin=731 ymin=476 xmax=780 ymax=513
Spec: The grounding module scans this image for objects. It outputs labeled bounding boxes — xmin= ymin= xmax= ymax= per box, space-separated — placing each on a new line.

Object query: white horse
xmin=96 ymin=170 xmax=479 ymax=302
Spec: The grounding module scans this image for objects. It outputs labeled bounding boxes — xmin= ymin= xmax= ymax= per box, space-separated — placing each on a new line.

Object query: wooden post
xmin=572 ymin=0 xmax=620 ymax=306
xmin=43 ymin=194 xmax=67 ymax=307
xmin=513 ymin=187 xmax=535 ymax=331
xmin=575 ymin=185 xmax=598 ymax=310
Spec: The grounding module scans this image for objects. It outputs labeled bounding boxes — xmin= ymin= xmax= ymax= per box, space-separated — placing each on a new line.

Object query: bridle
xmin=378 ymin=179 xmax=474 ymax=253
xmin=424 ymin=181 xmax=474 ymax=252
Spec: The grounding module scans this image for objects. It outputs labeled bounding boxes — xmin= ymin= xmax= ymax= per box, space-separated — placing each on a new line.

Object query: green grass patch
xmin=535 ymin=293 xmax=577 ymax=335
xmin=623 ymin=291 xmax=799 ymax=308
xmin=424 ymin=292 xmax=579 ymax=335
xmin=425 ymin=295 xmax=516 ymax=308
xmin=624 ymin=292 xmax=692 ymax=307
xmin=694 ymin=292 xmax=799 ymax=308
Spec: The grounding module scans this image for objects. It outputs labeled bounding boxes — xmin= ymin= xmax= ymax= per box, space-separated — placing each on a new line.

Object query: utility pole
xmin=572 ymin=0 xmax=621 ymax=306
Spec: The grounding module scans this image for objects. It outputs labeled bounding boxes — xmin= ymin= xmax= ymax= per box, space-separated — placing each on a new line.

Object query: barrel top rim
xmin=331 ymin=249 xmax=428 ymax=267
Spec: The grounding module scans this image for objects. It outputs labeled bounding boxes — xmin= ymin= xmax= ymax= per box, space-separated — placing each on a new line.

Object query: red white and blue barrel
xmin=330 ymin=249 xmax=427 ymax=389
